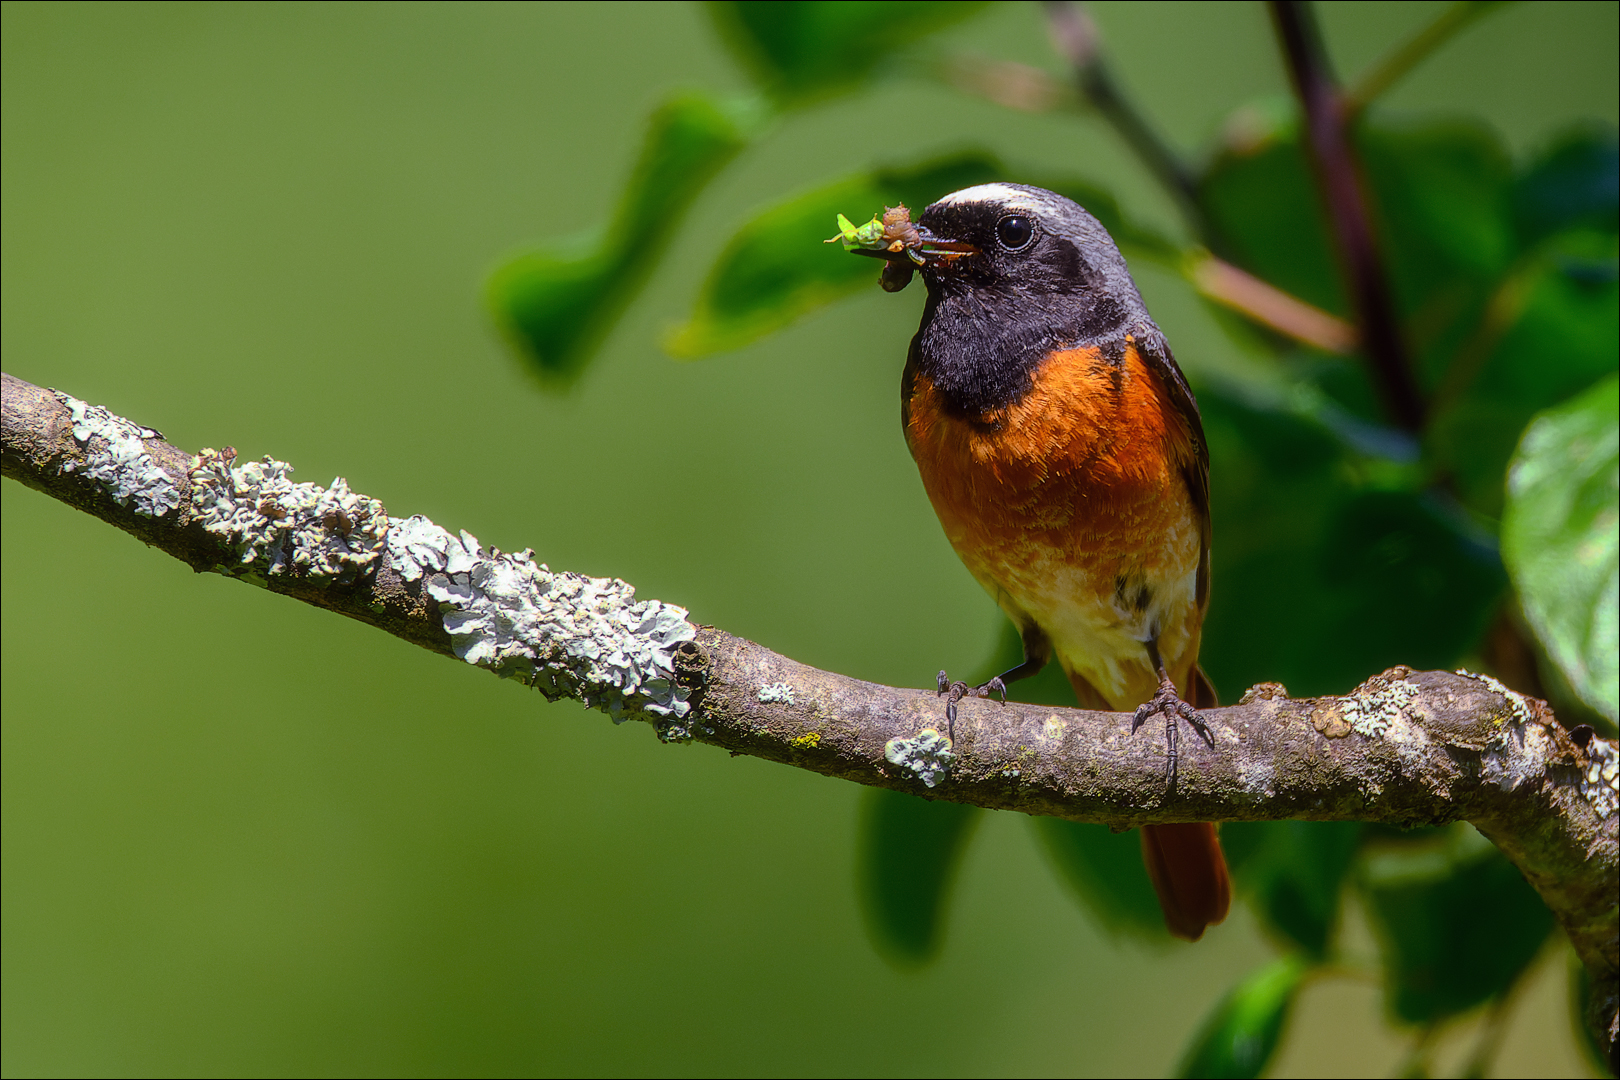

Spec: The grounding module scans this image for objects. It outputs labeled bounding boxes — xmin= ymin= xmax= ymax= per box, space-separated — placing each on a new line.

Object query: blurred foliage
xmin=706 ymin=0 xmax=989 ymax=106
xmin=857 ymin=787 xmax=979 ymax=963
xmin=669 ymin=153 xmax=1003 ymax=356
xmin=1176 ymin=955 xmax=1309 ymax=1079
xmin=1033 ymin=817 xmax=1169 ymax=942
xmin=482 ymin=1 xmax=1618 ymax=1074
xmin=1221 ymin=819 xmax=1362 ymax=960
xmin=1361 ymin=825 xmax=1556 ymax=1024
xmin=489 ymin=91 xmax=755 ymax=384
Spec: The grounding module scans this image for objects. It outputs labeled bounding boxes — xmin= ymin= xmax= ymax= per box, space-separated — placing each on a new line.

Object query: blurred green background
xmin=3 ymin=2 xmax=1614 ymax=1075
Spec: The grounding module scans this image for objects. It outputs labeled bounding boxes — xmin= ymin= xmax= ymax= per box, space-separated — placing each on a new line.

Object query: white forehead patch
xmin=934 ymin=183 xmax=1044 ymax=212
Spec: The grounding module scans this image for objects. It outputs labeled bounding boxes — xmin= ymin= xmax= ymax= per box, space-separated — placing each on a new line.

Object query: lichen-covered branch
xmin=3 ymin=371 xmax=1616 ymax=1056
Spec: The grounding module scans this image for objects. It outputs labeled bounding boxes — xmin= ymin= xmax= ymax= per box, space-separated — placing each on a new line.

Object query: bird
xmin=878 ymin=183 xmax=1230 ymax=942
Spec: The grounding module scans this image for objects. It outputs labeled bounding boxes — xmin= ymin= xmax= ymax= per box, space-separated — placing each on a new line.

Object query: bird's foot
xmin=1131 ymin=675 xmax=1211 ymax=743
xmin=936 ymin=670 xmax=1007 ymax=741
xmin=1131 ymin=674 xmax=1213 ymax=790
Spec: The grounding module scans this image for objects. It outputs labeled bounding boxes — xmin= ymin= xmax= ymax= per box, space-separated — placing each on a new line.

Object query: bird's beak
xmin=909 ymin=227 xmax=979 ymax=269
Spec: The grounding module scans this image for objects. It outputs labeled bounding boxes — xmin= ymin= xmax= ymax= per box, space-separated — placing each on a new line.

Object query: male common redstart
xmin=873 ymin=184 xmax=1230 ymax=941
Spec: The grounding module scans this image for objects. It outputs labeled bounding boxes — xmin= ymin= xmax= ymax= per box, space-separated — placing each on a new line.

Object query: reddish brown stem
xmin=1270 ymin=1 xmax=1427 ymax=433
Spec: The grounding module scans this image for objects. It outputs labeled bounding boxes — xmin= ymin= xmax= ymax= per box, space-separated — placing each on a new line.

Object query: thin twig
xmin=1343 ymin=2 xmax=1513 ymax=118
xmin=1040 ymin=1 xmax=1207 ymax=239
xmin=1186 ymin=250 xmax=1358 ymax=353
xmin=1270 ymin=0 xmax=1427 ymax=433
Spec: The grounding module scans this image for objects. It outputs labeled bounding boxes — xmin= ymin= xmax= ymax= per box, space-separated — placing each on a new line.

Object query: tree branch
xmin=1270 ymin=0 xmax=1428 ymax=432
xmin=3 ymin=371 xmax=1615 ymax=1054
xmin=1040 ymin=1 xmax=1206 ymax=238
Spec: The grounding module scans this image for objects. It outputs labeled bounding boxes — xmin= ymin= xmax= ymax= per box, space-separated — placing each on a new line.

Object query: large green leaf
xmin=1360 ymin=825 xmax=1555 ymax=1024
xmin=1177 ymin=955 xmax=1310 ymax=1079
xmin=1198 ymin=384 xmax=1505 ymax=699
xmin=1501 ymin=374 xmax=1620 ymax=721
xmin=1201 ymin=117 xmax=1516 ymax=323
xmin=668 ymin=153 xmax=1002 ymax=357
xmin=706 ymin=1 xmax=990 ymax=106
xmin=1200 ymin=109 xmax=1342 ymax=318
xmin=1426 ymin=130 xmax=1617 ymax=516
xmin=1429 ymin=226 xmax=1619 ymax=517
xmin=487 ymin=91 xmax=756 ymax=385
xmin=1220 ymin=821 xmax=1361 ymax=959
xmin=1202 ymin=113 xmax=1616 ymax=521
xmin=857 ymin=787 xmax=980 ymax=964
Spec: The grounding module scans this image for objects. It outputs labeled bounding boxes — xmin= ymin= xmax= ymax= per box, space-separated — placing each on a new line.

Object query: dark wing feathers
xmin=1139 ymin=328 xmax=1211 ymax=612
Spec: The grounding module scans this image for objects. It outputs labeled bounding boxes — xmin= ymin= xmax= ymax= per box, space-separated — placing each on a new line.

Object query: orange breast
xmin=905 ymin=341 xmax=1205 ymax=708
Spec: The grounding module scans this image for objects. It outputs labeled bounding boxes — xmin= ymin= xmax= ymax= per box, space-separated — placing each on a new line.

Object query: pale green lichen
xmin=1580 ymin=737 xmax=1618 ymax=818
xmin=758 ymin=683 xmax=795 ymax=705
xmin=386 ymin=513 xmax=470 ymax=582
xmin=394 ymin=517 xmax=696 ymax=725
xmin=55 ymin=392 xmax=181 ymax=517
xmin=189 ymin=448 xmax=388 ymax=578
xmin=885 ymin=728 xmax=954 ymax=788
xmin=1339 ymin=677 xmax=1419 ymax=738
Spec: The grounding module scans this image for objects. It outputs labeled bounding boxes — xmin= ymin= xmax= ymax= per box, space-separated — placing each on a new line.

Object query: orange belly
xmin=905 ymin=341 xmax=1204 ymax=709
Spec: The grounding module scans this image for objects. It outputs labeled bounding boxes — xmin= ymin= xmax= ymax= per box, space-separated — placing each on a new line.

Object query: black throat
xmin=910 ymin=262 xmax=1135 ymax=418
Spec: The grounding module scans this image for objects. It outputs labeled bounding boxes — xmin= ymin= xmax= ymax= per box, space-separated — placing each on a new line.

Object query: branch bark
xmin=4 ymin=371 xmax=1615 ymax=1055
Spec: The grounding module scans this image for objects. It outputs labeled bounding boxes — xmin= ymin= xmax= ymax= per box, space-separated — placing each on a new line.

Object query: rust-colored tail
xmin=1141 ymin=821 xmax=1230 ymax=941
xmin=1066 ymin=663 xmax=1231 ymax=941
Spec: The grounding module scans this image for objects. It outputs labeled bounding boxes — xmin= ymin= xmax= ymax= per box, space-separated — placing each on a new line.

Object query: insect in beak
xmin=829 ymin=205 xmax=978 ymax=292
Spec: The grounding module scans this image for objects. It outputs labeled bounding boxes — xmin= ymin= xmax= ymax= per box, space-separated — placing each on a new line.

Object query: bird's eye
xmin=996 ymin=214 xmax=1035 ymax=251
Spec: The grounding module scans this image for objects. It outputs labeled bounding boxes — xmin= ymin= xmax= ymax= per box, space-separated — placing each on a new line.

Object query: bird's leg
xmin=1131 ymin=639 xmax=1213 ymax=787
xmin=936 ymin=636 xmax=1049 ymax=742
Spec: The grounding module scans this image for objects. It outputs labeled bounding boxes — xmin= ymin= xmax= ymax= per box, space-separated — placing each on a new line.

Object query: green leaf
xmin=1501 ymin=373 xmax=1620 ymax=722
xmin=706 ymin=1 xmax=990 ymax=106
xmin=487 ymin=91 xmax=756 ymax=386
xmin=1032 ymin=818 xmax=1168 ymax=941
xmin=1513 ymin=127 xmax=1619 ymax=246
xmin=1428 ymin=227 xmax=1618 ymax=517
xmin=1177 ymin=955 xmax=1310 ymax=1079
xmin=1317 ymin=489 xmax=1506 ymax=676
xmin=857 ymin=786 xmax=980 ymax=964
xmin=1201 ymin=117 xmax=1517 ymax=323
xmin=1198 ymin=385 xmax=1505 ymax=699
xmin=667 ymin=152 xmax=1003 ymax=357
xmin=1220 ymin=821 xmax=1361 ymax=959
xmin=1360 ymin=825 xmax=1555 ymax=1024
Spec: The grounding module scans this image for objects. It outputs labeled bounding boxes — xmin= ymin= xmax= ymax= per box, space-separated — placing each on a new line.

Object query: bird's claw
xmin=935 ymin=671 xmax=1008 ymax=739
